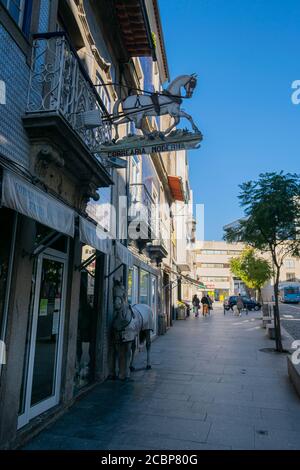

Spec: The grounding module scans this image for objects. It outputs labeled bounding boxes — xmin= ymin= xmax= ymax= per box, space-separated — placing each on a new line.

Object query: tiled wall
xmin=38 ymin=0 xmax=50 ymax=33
xmin=0 ymin=26 xmax=30 ymax=168
xmin=0 ymin=0 xmax=51 ymax=168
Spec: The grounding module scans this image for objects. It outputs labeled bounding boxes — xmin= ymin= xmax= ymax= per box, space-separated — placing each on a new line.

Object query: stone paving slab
xmin=22 ymin=307 xmax=300 ymax=450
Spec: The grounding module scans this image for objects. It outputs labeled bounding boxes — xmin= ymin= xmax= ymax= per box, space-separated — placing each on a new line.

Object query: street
xmin=280 ymin=303 xmax=300 ymax=341
xmin=23 ymin=305 xmax=300 ymax=450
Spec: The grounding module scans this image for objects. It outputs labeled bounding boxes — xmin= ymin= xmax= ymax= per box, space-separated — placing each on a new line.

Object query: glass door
xmin=18 ymin=250 xmax=67 ymax=427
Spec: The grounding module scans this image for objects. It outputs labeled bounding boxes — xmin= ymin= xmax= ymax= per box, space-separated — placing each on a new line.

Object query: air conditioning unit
xmin=79 ymin=110 xmax=103 ymax=128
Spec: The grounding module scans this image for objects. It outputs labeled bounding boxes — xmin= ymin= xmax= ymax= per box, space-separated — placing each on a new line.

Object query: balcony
xmin=23 ymin=32 xmax=113 ymax=187
xmin=128 ymin=183 xmax=157 ymax=249
xmin=148 ymin=218 xmax=169 ymax=265
xmin=177 ymin=248 xmax=193 ymax=272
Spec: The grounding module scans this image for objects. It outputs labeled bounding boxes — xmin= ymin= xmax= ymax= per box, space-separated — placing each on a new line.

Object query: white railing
xmin=27 ymin=32 xmax=112 ymax=154
xmin=129 ymin=183 xmax=157 ymax=239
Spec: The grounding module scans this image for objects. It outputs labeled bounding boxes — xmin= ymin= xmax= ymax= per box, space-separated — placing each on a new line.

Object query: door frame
xmin=150 ymin=274 xmax=157 ymax=336
xmin=18 ymin=248 xmax=68 ymax=429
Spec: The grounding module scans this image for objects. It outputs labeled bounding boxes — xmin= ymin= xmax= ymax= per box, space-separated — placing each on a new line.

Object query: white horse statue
xmin=112 ymin=74 xmax=199 ymax=140
xmin=109 ymin=280 xmax=154 ymax=380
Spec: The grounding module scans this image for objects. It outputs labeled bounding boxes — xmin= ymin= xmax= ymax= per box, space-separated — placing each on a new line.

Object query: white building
xmin=193 ymin=241 xmax=245 ymax=301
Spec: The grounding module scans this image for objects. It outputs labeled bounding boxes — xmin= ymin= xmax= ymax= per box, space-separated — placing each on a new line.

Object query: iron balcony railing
xmin=129 ymin=183 xmax=157 ymax=239
xmin=26 ymin=32 xmax=112 ymax=154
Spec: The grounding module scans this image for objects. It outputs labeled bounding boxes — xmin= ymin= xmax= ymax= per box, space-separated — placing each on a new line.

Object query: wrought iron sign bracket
xmin=23 ymin=230 xmax=63 ymax=259
xmin=105 ymin=263 xmax=125 ymax=279
xmin=75 ymin=252 xmax=98 ymax=272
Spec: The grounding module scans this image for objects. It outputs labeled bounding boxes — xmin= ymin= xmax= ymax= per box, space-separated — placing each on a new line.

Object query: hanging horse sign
xmin=92 ymin=74 xmax=203 ymax=157
xmin=113 ymin=74 xmax=200 ymax=140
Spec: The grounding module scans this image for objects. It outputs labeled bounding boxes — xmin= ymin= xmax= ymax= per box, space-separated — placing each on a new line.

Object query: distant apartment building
xmin=223 ymin=221 xmax=300 ymax=301
xmin=193 ymin=241 xmax=245 ymax=301
xmin=193 ymin=239 xmax=300 ymax=302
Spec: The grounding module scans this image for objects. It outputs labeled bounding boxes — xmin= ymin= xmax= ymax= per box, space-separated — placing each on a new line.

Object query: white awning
xmin=115 ymin=241 xmax=133 ymax=267
xmin=79 ymin=216 xmax=112 ymax=254
xmin=2 ymin=171 xmax=75 ymax=237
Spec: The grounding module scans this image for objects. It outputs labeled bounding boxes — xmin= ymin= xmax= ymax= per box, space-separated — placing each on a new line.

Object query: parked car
xmin=223 ymin=295 xmax=261 ymax=311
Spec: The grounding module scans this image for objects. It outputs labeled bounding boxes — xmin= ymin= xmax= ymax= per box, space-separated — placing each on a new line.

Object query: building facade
xmin=194 ymin=240 xmax=300 ymax=302
xmin=0 ymin=0 xmax=196 ymax=448
xmin=193 ymin=241 xmax=245 ymax=301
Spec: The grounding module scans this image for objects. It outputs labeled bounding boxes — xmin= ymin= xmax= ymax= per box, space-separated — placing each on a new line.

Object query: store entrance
xmin=18 ymin=249 xmax=67 ymax=428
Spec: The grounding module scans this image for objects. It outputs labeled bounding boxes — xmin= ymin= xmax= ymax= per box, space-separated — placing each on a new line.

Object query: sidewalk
xmin=23 ymin=307 xmax=300 ymax=450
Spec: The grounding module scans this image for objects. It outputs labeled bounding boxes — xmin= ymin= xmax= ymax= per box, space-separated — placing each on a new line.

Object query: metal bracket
xmin=104 ymin=263 xmax=124 ymax=279
xmin=23 ymin=230 xmax=63 ymax=258
xmin=75 ymin=252 xmax=97 ymax=271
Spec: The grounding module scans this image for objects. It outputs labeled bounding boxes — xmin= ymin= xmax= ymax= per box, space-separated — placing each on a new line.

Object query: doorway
xmin=18 ymin=249 xmax=67 ymax=428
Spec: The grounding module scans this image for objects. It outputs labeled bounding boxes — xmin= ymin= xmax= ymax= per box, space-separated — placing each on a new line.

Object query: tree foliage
xmin=230 ymin=247 xmax=272 ymax=292
xmin=225 ymin=172 xmax=300 ymax=265
xmin=224 ymin=172 xmax=300 ymax=351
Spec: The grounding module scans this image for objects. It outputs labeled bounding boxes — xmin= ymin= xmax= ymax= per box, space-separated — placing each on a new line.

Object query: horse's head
xmin=113 ymin=279 xmax=127 ymax=311
xmin=184 ymin=74 xmax=197 ymax=98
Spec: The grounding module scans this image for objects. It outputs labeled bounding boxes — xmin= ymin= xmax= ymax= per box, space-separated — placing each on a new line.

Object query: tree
xmin=224 ymin=172 xmax=300 ymax=352
xmin=230 ymin=247 xmax=272 ymax=302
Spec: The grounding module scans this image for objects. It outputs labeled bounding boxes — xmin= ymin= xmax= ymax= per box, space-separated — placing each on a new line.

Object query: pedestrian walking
xmin=207 ymin=294 xmax=213 ymax=314
xmin=236 ymin=294 xmax=244 ymax=316
xmin=192 ymin=294 xmax=200 ymax=317
xmin=201 ymin=294 xmax=210 ymax=316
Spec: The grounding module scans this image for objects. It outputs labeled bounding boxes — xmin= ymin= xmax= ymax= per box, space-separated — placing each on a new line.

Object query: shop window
xmin=75 ymin=245 xmax=100 ymax=392
xmin=0 ymin=208 xmax=15 ymax=344
xmin=35 ymin=223 xmax=68 ymax=253
xmin=128 ymin=266 xmax=138 ymax=305
xmin=128 ymin=268 xmax=133 ymax=305
xmin=139 ymin=270 xmax=149 ymax=305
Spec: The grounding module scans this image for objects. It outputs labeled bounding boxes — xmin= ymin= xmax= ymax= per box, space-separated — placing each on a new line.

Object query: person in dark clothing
xmin=192 ymin=294 xmax=200 ymax=317
xmin=207 ymin=294 xmax=213 ymax=314
xmin=201 ymin=294 xmax=210 ymax=316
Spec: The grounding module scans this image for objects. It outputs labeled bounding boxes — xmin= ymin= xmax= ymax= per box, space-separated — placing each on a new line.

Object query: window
xmin=286 ymin=273 xmax=296 ymax=281
xmin=96 ymin=72 xmax=111 ymax=114
xmin=0 ymin=0 xmax=32 ymax=33
xmin=128 ymin=268 xmax=133 ymax=305
xmin=200 ymin=249 xmax=242 ymax=255
xmin=285 ymin=287 xmax=299 ymax=294
xmin=201 ymin=276 xmax=230 ymax=282
xmin=139 ymin=270 xmax=149 ymax=305
xmin=284 ymin=259 xmax=295 ymax=268
xmin=200 ymin=263 xmax=229 ymax=268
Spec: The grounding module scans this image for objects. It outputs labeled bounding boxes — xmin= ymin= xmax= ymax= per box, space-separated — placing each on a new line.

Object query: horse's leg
xmin=135 ymin=117 xmax=152 ymax=138
xmin=119 ymin=342 xmax=132 ymax=380
xmin=145 ymin=330 xmax=152 ymax=370
xmin=178 ymin=110 xmax=199 ymax=132
xmin=130 ymin=339 xmax=137 ymax=372
xmin=163 ymin=116 xmax=179 ymax=135
xmin=113 ymin=117 xmax=130 ymax=141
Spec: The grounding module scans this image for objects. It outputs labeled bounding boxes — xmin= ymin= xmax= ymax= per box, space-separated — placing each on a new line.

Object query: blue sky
xmin=159 ymin=0 xmax=300 ymax=240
